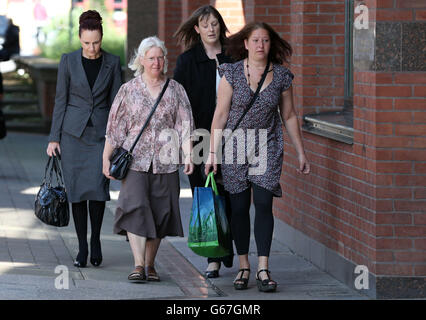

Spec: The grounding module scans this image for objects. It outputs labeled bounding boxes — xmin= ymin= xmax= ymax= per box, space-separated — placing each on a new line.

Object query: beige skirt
xmin=113 ymin=169 xmax=183 ymax=239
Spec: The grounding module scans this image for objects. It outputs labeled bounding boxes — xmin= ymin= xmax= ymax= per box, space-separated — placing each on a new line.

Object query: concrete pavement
xmin=0 ymin=132 xmax=368 ymax=300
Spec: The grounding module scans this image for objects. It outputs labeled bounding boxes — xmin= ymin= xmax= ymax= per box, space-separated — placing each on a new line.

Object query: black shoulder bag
xmin=35 ymin=155 xmax=70 ymax=227
xmin=109 ymin=78 xmax=170 ymax=180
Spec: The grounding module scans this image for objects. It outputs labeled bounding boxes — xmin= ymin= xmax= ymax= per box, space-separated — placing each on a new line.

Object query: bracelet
xmin=210 ymin=152 xmax=216 ymax=154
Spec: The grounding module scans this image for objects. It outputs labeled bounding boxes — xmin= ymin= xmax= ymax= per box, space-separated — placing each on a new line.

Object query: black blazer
xmin=48 ymin=48 xmax=122 ymax=142
xmin=3 ymin=24 xmax=20 ymax=57
xmin=173 ymin=43 xmax=232 ymax=131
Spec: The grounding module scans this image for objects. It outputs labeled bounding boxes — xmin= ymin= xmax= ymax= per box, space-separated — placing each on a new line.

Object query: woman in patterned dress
xmin=103 ymin=36 xmax=194 ymax=282
xmin=205 ymin=22 xmax=310 ymax=292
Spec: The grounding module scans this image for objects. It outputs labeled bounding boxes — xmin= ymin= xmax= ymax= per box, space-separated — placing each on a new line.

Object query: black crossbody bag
xmin=109 ymin=78 xmax=170 ymax=180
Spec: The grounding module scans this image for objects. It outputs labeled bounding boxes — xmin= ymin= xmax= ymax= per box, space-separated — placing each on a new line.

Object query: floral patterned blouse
xmin=106 ymin=76 xmax=194 ymax=174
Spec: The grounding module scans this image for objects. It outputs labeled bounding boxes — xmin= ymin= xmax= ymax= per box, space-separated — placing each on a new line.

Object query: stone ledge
xmin=302 ymin=110 xmax=354 ymax=145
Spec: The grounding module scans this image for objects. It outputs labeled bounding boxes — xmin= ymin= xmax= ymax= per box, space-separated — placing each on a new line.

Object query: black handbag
xmin=34 ymin=155 xmax=70 ymax=227
xmin=109 ymin=78 xmax=170 ymax=180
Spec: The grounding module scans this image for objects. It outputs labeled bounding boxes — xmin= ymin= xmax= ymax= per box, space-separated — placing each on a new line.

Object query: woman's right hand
xmin=47 ymin=142 xmax=61 ymax=157
xmin=102 ymin=158 xmax=116 ymax=180
xmin=204 ymin=152 xmax=218 ymax=176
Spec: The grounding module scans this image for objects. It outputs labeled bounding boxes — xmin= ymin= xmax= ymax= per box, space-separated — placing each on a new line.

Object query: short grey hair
xmin=128 ymin=36 xmax=168 ymax=76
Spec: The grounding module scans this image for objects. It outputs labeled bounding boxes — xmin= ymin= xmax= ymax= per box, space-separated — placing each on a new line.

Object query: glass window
xmin=302 ymin=0 xmax=354 ymax=144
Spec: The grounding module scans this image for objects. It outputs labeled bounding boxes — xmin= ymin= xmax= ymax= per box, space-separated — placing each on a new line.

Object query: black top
xmin=2 ymin=24 xmax=20 ymax=58
xmin=82 ymin=55 xmax=103 ymax=90
xmin=173 ymin=42 xmax=232 ymax=131
xmin=82 ymin=55 xmax=102 ymax=126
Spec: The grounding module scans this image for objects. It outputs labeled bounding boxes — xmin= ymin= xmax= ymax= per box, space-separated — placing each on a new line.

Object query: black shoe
xmin=73 ymin=251 xmax=88 ymax=268
xmin=205 ymin=262 xmax=220 ymax=278
xmin=205 ymin=269 xmax=219 ymax=278
xmin=90 ymin=239 xmax=102 ymax=267
xmin=90 ymin=257 xmax=102 ymax=267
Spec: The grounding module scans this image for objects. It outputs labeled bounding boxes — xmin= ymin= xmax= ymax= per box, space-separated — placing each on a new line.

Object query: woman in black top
xmin=174 ymin=5 xmax=234 ymax=278
xmin=46 ymin=10 xmax=122 ymax=268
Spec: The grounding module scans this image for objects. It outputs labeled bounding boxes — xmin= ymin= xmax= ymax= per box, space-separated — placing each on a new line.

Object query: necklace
xmin=246 ymin=59 xmax=272 ymax=94
xmin=246 ymin=60 xmax=251 ymax=87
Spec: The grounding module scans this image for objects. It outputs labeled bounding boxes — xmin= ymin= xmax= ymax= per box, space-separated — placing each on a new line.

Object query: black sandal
xmin=233 ymin=268 xmax=250 ymax=290
xmin=256 ymin=269 xmax=277 ymax=292
xmin=128 ymin=265 xmax=146 ymax=282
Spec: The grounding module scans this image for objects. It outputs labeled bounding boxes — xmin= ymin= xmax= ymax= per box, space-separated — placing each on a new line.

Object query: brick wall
xmin=277 ymin=0 xmax=371 ymax=270
xmin=289 ymin=1 xmax=346 ymax=115
xmin=355 ymin=0 xmax=426 ymax=278
xmin=215 ymin=0 xmax=246 ymax=33
xmin=277 ymin=0 xmax=426 ymax=282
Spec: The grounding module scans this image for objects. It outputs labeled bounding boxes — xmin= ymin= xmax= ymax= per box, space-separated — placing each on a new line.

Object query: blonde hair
xmin=128 ymin=36 xmax=168 ymax=76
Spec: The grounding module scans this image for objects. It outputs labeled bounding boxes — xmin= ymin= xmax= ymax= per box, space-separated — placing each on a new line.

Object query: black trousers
xmin=189 ymin=163 xmax=234 ymax=267
xmin=228 ymin=183 xmax=274 ymax=257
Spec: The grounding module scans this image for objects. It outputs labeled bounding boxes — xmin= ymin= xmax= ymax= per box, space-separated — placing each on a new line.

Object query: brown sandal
xmin=128 ymin=265 xmax=146 ymax=282
xmin=147 ymin=266 xmax=160 ymax=281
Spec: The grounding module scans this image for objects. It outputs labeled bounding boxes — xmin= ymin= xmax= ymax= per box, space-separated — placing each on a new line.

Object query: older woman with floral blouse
xmin=103 ymin=36 xmax=194 ymax=282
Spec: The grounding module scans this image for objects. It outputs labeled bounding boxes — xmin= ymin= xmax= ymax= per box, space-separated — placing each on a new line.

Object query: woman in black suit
xmin=173 ymin=5 xmax=234 ymax=278
xmin=46 ymin=10 xmax=122 ymax=268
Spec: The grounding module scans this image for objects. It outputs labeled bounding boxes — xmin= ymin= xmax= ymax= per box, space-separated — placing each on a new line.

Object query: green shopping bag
xmin=188 ymin=172 xmax=232 ymax=258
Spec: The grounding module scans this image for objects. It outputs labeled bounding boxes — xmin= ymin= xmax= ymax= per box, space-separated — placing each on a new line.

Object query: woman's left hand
xmin=297 ymin=153 xmax=310 ymax=175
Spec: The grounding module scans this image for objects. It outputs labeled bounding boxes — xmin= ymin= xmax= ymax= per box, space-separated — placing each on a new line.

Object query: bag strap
xmin=129 ymin=78 xmax=170 ymax=154
xmin=43 ymin=156 xmax=52 ymax=184
xmin=204 ymin=172 xmax=219 ymax=196
xmin=232 ymin=60 xmax=270 ymax=132
xmin=52 ymin=156 xmax=65 ymax=186
xmin=222 ymin=60 xmax=270 ymax=148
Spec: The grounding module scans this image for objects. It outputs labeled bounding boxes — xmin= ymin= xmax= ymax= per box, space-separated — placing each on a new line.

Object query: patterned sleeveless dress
xmin=218 ymin=60 xmax=294 ymax=197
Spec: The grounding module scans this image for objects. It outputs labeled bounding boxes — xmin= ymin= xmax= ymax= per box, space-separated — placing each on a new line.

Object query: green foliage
xmin=39 ymin=5 xmax=125 ymax=65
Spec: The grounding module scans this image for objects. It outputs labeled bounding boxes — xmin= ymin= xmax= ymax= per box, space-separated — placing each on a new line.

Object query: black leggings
xmin=71 ymin=200 xmax=105 ymax=255
xmin=229 ymin=184 xmax=274 ymax=257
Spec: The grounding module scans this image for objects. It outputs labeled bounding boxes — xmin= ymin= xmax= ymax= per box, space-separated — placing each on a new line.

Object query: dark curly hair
xmin=225 ymin=22 xmax=292 ymax=65
xmin=79 ymin=10 xmax=103 ymax=37
xmin=174 ymin=5 xmax=229 ymax=50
